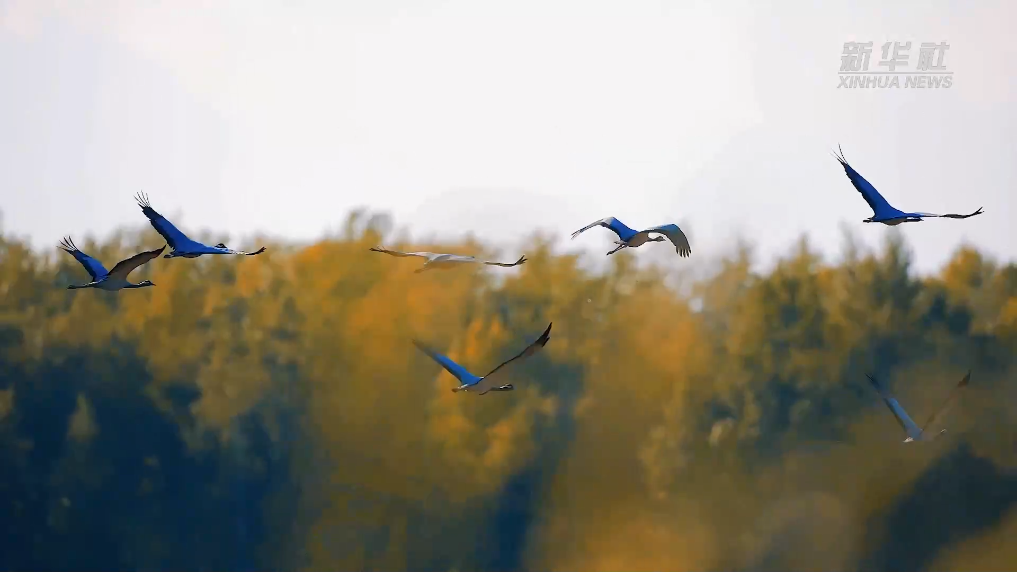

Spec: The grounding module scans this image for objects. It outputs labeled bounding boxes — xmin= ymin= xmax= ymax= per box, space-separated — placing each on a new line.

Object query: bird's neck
xmin=124 ymin=283 xmax=150 ymax=289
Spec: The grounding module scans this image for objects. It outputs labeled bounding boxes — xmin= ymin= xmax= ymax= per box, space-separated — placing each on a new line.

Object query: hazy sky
xmin=1 ymin=0 xmax=1014 ymax=274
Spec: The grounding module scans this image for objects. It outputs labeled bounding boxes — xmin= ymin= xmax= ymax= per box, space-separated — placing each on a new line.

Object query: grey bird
xmin=570 ymin=217 xmax=691 ymax=257
xmin=59 ymin=237 xmax=164 ymax=291
xmin=370 ymin=246 xmax=527 ymax=273
xmin=413 ymin=323 xmax=552 ymax=394
xmin=866 ymin=371 xmax=971 ymax=442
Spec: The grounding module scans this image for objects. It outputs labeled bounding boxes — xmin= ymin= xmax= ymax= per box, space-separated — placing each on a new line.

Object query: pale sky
xmin=1 ymin=0 xmax=1014 ymax=275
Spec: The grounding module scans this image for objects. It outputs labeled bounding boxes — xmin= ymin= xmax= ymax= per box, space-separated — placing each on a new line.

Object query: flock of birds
xmin=59 ymin=147 xmax=984 ymax=441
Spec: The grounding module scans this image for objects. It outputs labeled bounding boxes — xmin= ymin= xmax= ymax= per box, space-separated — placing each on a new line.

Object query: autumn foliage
xmin=1 ymin=211 xmax=1015 ymax=571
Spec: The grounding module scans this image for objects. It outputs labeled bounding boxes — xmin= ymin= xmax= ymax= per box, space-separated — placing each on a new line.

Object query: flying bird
xmin=866 ymin=371 xmax=971 ymax=442
xmin=832 ymin=145 xmax=983 ymax=225
xmin=58 ymin=236 xmax=164 ymax=291
xmin=135 ymin=192 xmax=266 ymax=258
xmin=570 ymin=217 xmax=691 ymax=257
xmin=369 ymin=247 xmax=527 ymax=273
xmin=413 ymin=323 xmax=552 ymax=395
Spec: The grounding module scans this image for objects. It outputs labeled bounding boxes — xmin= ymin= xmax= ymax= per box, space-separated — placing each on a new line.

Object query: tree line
xmin=1 ymin=211 xmax=1015 ymax=571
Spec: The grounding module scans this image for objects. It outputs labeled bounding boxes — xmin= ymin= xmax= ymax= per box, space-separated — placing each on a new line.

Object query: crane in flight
xmin=58 ymin=236 xmax=164 ymax=291
xmin=135 ymin=192 xmax=267 ymax=258
xmin=570 ymin=217 xmax=691 ymax=257
xmin=369 ymin=246 xmax=527 ymax=273
xmin=833 ymin=146 xmax=983 ymax=225
xmin=413 ymin=323 xmax=552 ymax=395
xmin=866 ymin=371 xmax=971 ymax=442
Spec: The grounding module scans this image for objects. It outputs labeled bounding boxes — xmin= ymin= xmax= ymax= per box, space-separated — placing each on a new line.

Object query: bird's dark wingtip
xmin=831 ymin=144 xmax=848 ymax=165
xmin=958 ymin=371 xmax=971 ymax=386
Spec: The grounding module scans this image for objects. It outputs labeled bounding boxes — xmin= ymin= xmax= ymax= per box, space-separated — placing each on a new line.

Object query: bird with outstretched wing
xmin=413 ymin=323 xmax=552 ymax=395
xmin=135 ymin=192 xmax=266 ymax=258
xmin=370 ymin=246 xmax=527 ymax=273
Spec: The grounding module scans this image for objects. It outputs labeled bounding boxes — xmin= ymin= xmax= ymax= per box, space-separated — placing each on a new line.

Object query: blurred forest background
xmin=1 ymin=210 xmax=1015 ymax=572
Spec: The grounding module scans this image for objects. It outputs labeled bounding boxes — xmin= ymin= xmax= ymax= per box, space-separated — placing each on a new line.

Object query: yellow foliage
xmin=2 ymin=224 xmax=1015 ymax=572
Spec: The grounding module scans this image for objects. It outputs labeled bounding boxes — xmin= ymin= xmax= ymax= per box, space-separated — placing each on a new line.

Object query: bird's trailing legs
xmin=452 ymin=383 xmax=514 ymax=394
xmin=479 ymin=384 xmax=514 ymax=395
xmin=607 ymin=242 xmax=628 ymax=256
